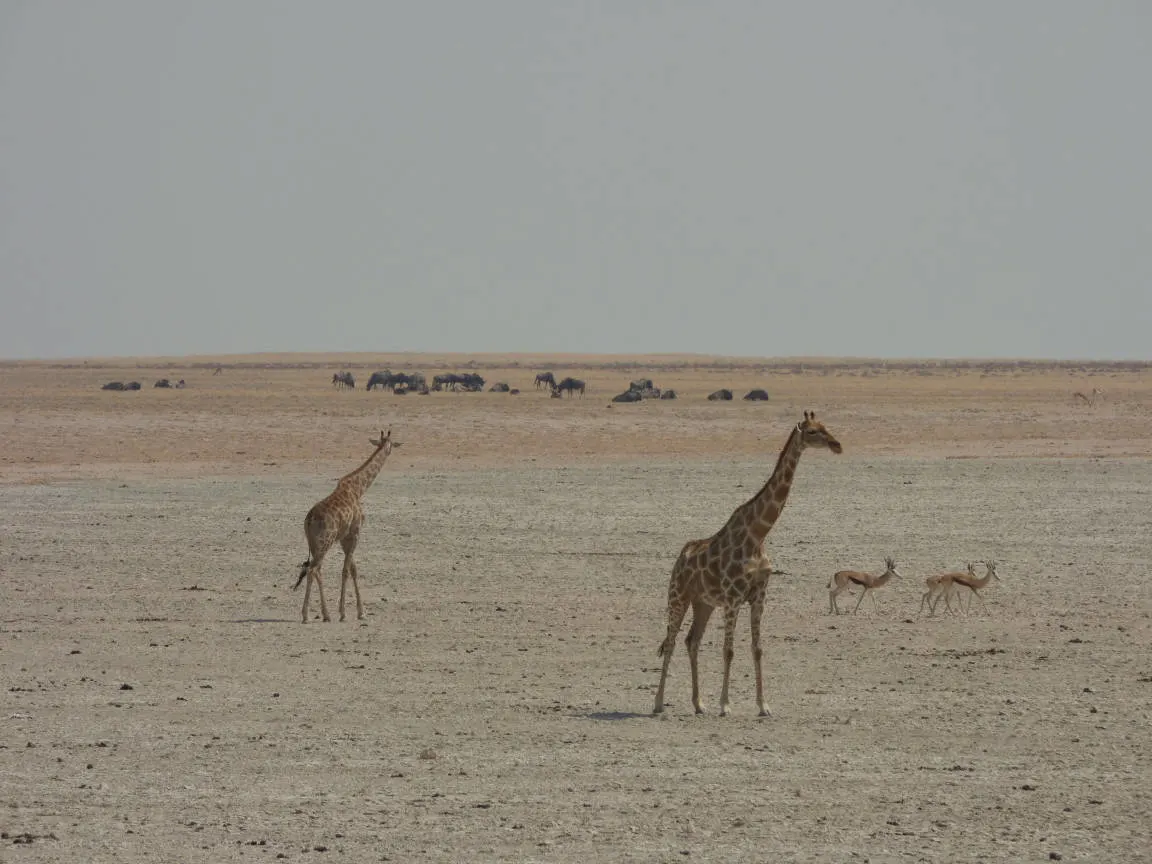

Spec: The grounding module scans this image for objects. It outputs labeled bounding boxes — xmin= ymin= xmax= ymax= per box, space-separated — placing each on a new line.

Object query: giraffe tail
xmin=293 ymin=559 xmax=310 ymax=591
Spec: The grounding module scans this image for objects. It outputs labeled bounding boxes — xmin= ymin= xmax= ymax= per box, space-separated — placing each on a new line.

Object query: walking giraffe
xmin=653 ymin=411 xmax=843 ymax=716
xmin=293 ymin=429 xmax=398 ymax=623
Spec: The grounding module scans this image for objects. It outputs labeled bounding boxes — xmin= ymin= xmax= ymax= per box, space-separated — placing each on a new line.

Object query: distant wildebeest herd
xmin=100 ymin=369 xmax=772 ymax=401
xmin=102 ymin=379 xmax=186 ymax=391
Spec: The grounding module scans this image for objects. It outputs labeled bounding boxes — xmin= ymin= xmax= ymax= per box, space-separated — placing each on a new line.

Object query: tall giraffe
xmin=293 ymin=428 xmax=398 ymax=623
xmin=653 ymin=411 xmax=843 ymax=717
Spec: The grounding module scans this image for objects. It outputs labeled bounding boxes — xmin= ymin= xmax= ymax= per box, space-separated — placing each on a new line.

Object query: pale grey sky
xmin=2 ymin=2 xmax=1150 ymax=360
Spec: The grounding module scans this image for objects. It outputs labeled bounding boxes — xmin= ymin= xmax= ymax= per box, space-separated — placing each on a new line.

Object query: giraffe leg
xmin=348 ymin=558 xmax=364 ymax=621
xmin=685 ymin=601 xmax=715 ymax=715
xmin=300 ymin=562 xmax=314 ymax=623
xmin=338 ymin=554 xmax=351 ymax=622
xmin=302 ymin=557 xmax=331 ymax=623
xmin=750 ymin=595 xmax=770 ymax=717
xmin=717 ymin=606 xmax=739 ymax=717
xmin=299 ymin=550 xmax=331 ymax=626
xmin=653 ymin=597 xmax=690 ymax=715
xmin=339 ymin=530 xmax=361 ymax=622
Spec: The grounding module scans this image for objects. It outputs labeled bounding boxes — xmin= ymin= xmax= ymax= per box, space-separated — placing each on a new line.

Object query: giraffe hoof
xmin=694 ymin=706 xmax=706 ymax=716
xmin=652 ymin=706 xmax=664 ymax=716
xmin=758 ymin=709 xmax=772 ymax=718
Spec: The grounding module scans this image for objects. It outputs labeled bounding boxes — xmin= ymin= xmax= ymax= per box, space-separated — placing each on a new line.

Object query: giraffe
xmin=293 ymin=429 xmax=398 ymax=623
xmin=653 ymin=411 xmax=843 ymax=717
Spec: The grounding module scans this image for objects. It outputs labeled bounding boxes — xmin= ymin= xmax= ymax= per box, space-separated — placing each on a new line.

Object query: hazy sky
xmin=2 ymin=2 xmax=1150 ymax=360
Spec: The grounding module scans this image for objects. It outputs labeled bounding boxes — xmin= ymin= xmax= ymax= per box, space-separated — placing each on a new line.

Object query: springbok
xmin=919 ymin=562 xmax=975 ymax=616
xmin=1073 ymin=387 xmax=1103 ymax=407
xmin=828 ymin=557 xmax=900 ymax=614
xmin=947 ymin=560 xmax=999 ymax=613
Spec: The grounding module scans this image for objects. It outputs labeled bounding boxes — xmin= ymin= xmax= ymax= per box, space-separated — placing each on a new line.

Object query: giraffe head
xmin=369 ymin=428 xmax=396 ymax=455
xmin=796 ymin=410 xmax=842 ymax=454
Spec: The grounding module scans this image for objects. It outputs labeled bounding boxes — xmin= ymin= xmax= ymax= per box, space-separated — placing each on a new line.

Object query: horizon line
xmin=2 ymin=349 xmax=1149 ymax=367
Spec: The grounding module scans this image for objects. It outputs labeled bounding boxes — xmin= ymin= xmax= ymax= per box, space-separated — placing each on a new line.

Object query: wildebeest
xmin=461 ymin=373 xmax=484 ymax=391
xmin=743 ymin=389 xmax=770 ymax=401
xmin=660 ymin=389 xmax=677 ymax=400
xmin=367 ymin=371 xmax=426 ymax=393
xmin=332 ymin=371 xmax=355 ymax=390
xmin=554 ymin=377 xmax=586 ymax=398
xmin=154 ymin=378 xmax=171 ymax=388
xmin=489 ymin=382 xmax=511 ymax=392
xmin=611 ymin=389 xmax=643 ymax=403
xmin=534 ymin=372 xmax=556 ymax=390
xmin=432 ymin=372 xmax=485 ymax=392
xmin=707 ymin=389 xmax=733 ymax=401
xmin=102 ymin=381 xmax=126 ymax=391
xmin=626 ymin=378 xmax=661 ymax=399
xmin=365 ymin=370 xmax=392 ymax=391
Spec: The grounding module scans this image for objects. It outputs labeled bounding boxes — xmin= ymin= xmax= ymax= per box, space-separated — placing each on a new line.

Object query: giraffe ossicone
xmin=653 ymin=411 xmax=842 ymax=717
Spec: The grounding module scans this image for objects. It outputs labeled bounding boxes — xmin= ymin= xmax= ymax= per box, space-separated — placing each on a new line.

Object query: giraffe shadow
xmin=230 ymin=618 xmax=296 ymax=624
xmin=581 ymin=711 xmax=651 ymax=722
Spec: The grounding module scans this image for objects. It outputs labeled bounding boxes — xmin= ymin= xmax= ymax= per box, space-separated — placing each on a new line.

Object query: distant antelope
xmin=919 ymin=562 xmax=975 ymax=616
xmin=1073 ymin=387 xmax=1103 ymax=407
xmin=948 ymin=560 xmax=1000 ymax=614
xmin=828 ymin=557 xmax=900 ymax=614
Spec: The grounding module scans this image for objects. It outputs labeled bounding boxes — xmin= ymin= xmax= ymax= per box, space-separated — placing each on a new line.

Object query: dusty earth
xmin=1 ymin=353 xmax=1151 ymax=863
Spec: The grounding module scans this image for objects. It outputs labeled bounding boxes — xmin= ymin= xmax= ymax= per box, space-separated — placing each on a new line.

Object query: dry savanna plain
xmin=1 ymin=353 xmax=1151 ymax=864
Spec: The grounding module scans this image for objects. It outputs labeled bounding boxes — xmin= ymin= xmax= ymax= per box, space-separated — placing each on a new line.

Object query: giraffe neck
xmin=338 ymin=443 xmax=391 ymax=500
xmin=723 ymin=425 xmax=804 ymax=547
